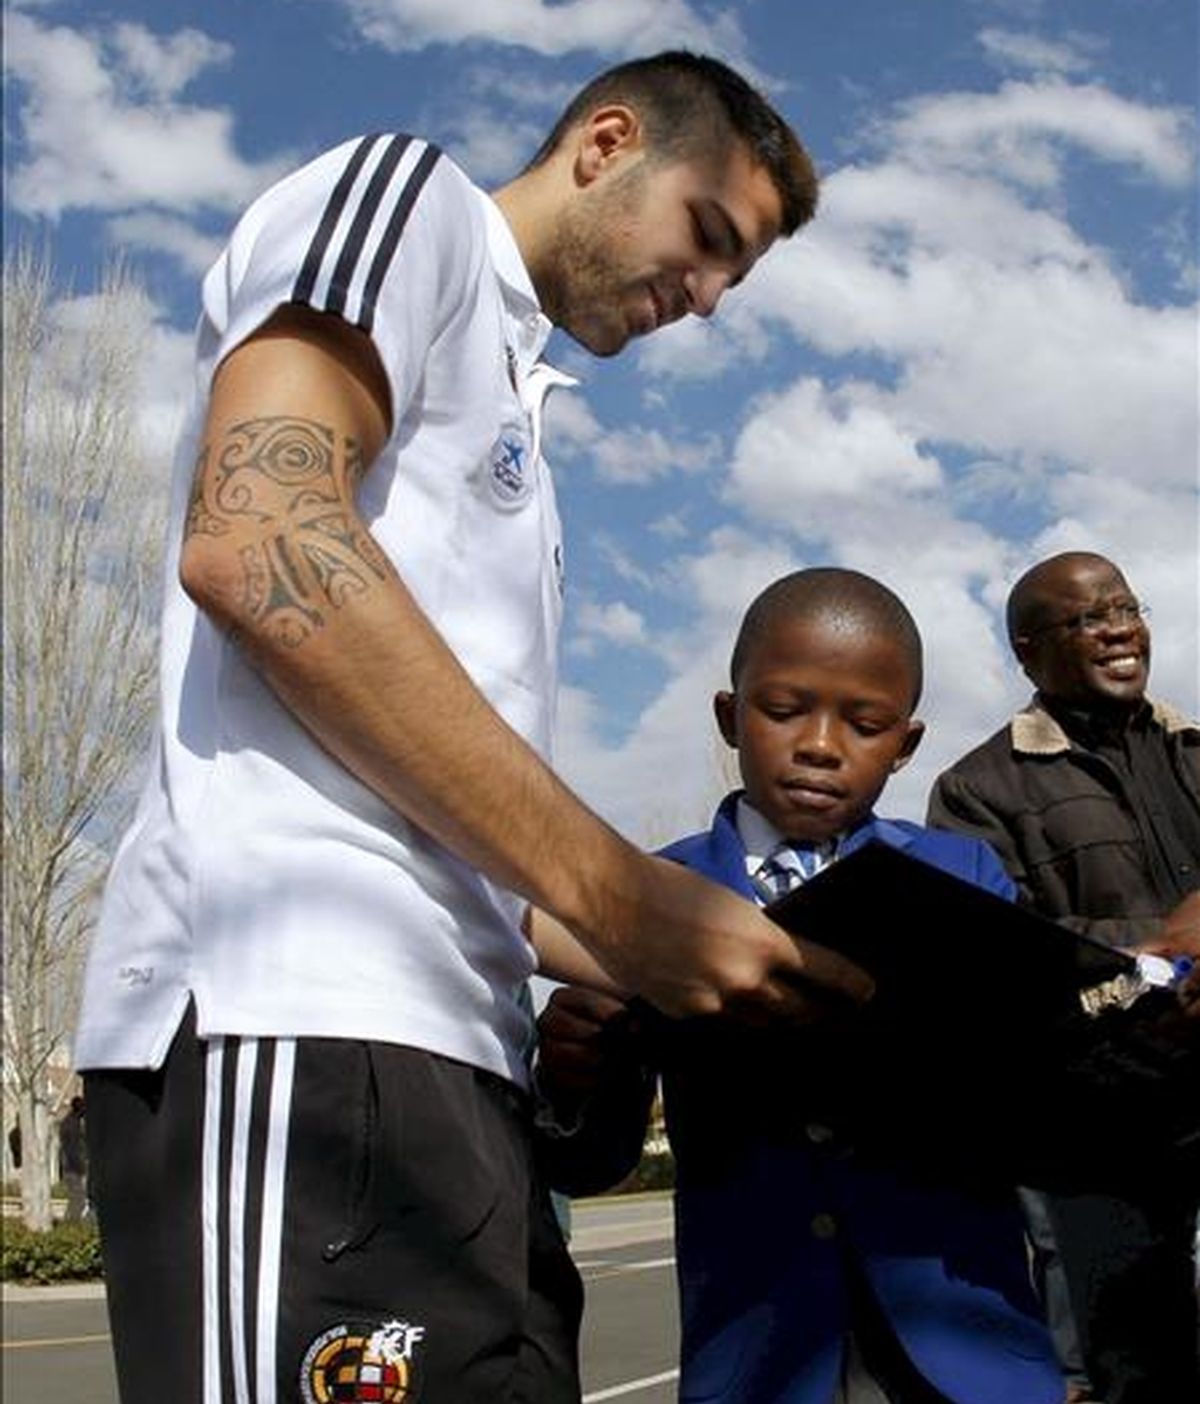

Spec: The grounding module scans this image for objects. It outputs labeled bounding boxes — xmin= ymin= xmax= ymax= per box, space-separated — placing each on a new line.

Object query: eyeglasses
xmin=1026 ymin=601 xmax=1151 ymax=638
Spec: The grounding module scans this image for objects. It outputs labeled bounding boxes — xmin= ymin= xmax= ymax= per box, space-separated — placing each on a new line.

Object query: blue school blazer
xmin=658 ymin=795 xmax=1064 ymax=1404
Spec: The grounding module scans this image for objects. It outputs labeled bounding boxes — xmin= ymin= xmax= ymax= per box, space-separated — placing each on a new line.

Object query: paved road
xmin=1 ymin=1194 xmax=678 ymax=1404
xmin=573 ymin=1197 xmax=679 ymax=1402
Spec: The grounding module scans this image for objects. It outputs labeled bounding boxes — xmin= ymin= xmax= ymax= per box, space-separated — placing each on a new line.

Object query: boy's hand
xmin=535 ymin=987 xmax=642 ymax=1109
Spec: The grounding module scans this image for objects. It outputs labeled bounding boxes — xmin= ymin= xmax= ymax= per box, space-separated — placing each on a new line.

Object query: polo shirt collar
xmin=480 ymin=191 xmax=553 ymax=361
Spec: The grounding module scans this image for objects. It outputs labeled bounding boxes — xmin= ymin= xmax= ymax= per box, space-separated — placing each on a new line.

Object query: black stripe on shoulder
xmin=292 ymin=134 xmax=384 ymax=306
xmin=324 ymin=133 xmax=413 ymax=318
xmin=357 ymin=143 xmax=443 ymax=335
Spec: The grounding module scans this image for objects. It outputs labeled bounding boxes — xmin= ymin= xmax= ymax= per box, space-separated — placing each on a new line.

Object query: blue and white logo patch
xmin=488 ymin=426 xmax=534 ymax=509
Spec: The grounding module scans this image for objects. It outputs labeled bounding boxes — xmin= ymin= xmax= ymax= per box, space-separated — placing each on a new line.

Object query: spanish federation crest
xmin=488 ymin=424 xmax=535 ymax=508
xmin=300 ymin=1319 xmax=425 ymax=1402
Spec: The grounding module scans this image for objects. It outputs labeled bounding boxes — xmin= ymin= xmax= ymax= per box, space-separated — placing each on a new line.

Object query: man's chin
xmin=1085 ymin=682 xmax=1147 ymax=712
xmin=557 ymin=306 xmax=637 ymax=358
xmin=1089 ymin=671 xmax=1148 ymax=706
xmin=563 ymin=325 xmax=629 ymax=358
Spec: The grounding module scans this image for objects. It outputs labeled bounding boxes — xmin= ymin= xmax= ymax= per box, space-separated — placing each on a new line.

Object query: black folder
xmin=764 ymin=839 xmax=1134 ymax=1029
xmin=754 ymin=842 xmax=1199 ymax=1188
xmin=643 ymin=843 xmax=1194 ymax=1190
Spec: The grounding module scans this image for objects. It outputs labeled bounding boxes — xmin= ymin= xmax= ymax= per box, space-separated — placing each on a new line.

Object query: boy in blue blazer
xmin=536 ymin=568 xmax=1065 ymax=1404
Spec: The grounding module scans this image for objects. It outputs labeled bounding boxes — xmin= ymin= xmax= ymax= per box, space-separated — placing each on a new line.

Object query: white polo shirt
xmin=74 ymin=135 xmax=574 ymax=1087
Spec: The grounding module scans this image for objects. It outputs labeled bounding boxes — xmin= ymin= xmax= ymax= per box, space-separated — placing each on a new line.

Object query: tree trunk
xmin=17 ymin=1092 xmax=54 ymax=1231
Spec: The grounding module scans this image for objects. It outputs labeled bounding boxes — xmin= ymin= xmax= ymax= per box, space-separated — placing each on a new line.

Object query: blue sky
xmin=5 ymin=0 xmax=1197 ymax=842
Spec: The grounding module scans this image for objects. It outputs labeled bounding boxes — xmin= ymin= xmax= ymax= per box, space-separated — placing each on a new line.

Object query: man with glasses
xmin=928 ymin=550 xmax=1200 ymax=1404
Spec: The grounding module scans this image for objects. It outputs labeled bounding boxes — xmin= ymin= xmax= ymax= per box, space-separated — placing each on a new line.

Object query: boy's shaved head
xmin=730 ymin=568 xmax=924 ymax=707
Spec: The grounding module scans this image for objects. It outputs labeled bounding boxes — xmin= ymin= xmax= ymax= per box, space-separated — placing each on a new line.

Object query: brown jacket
xmin=927 ymin=696 xmax=1200 ymax=948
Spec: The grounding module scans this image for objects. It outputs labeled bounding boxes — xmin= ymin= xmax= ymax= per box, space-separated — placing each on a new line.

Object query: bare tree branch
xmin=2 ymin=246 xmax=164 ymax=1229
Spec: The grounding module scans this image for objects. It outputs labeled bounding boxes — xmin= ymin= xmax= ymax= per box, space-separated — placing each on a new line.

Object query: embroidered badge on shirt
xmin=488 ymin=424 xmax=535 ymax=509
xmin=300 ymin=1318 xmax=425 ymax=1402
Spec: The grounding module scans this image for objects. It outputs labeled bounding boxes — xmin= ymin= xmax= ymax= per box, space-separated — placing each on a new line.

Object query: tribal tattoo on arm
xmin=184 ymin=416 xmax=390 ymax=648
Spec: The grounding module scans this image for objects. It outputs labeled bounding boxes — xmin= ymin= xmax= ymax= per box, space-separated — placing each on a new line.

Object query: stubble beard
xmin=540 ymin=166 xmax=647 ymax=356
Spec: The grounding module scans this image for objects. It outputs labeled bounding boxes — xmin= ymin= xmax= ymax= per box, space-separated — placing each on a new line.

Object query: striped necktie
xmin=753 ymin=842 xmax=825 ymax=902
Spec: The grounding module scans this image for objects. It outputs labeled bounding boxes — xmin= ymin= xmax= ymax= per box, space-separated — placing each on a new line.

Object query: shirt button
xmin=810 ymin=1212 xmax=837 ymax=1240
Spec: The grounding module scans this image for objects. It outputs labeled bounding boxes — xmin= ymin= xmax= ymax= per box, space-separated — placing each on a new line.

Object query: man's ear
xmin=1012 ymin=635 xmax=1040 ymax=686
xmin=891 ymin=718 xmax=925 ymax=772
xmin=713 ymin=691 xmax=738 ymax=750
xmin=575 ymin=104 xmax=643 ymax=184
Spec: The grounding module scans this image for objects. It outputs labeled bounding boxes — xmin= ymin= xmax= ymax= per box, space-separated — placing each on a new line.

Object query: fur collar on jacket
xmin=1010 ymin=695 xmax=1199 ymax=756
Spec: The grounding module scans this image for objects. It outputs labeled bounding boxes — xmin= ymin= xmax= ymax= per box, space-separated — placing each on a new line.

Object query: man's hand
xmin=1159 ymin=890 xmax=1200 ymax=955
xmin=1140 ymin=890 xmax=1200 ymax=1019
xmin=565 ymin=851 xmax=875 ymax=1025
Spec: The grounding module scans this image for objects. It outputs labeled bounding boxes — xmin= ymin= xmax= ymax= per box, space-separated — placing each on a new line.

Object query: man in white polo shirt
xmin=76 ymin=52 xmax=873 ymax=1404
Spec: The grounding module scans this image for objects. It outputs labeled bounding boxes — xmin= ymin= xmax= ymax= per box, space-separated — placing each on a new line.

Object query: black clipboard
xmin=656 ymin=843 xmax=1191 ymax=1190
xmin=752 ymin=841 xmax=1165 ymax=1184
xmin=764 ymin=840 xmax=1134 ymax=1030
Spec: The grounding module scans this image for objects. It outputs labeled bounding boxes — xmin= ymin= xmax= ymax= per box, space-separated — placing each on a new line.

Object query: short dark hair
xmin=730 ymin=567 xmax=924 ymax=706
xmin=526 ymin=51 xmax=818 ymax=235
xmin=1005 ymin=550 xmax=1119 ymax=644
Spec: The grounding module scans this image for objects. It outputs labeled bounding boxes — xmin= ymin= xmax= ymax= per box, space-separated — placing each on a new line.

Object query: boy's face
xmin=714 ymin=613 xmax=923 ymax=844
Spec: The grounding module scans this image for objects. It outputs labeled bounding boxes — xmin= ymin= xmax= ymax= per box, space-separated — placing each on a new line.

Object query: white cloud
xmin=109 ymin=21 xmax=233 ymax=102
xmin=556 ymin=637 xmax=734 ymax=844
xmin=676 ymin=527 xmax=807 ymax=638
xmin=887 ymin=79 xmax=1194 ymax=189
xmin=650 ymin=513 xmax=690 ymax=542
xmin=3 ymin=11 xmax=292 ymax=218
xmin=542 ymin=389 xmax=600 ymax=460
xmin=978 ymin=27 xmax=1102 ymax=77
xmin=591 ymin=425 xmax=721 ymax=486
xmin=107 ymin=212 xmax=224 ymax=276
xmin=757 ymin=233 xmax=1194 ymax=494
xmin=740 ymin=97 xmax=1197 ymax=492
xmin=545 ymin=352 xmax=730 ymax=485
xmin=334 ymin=0 xmax=746 ymax=60
xmin=572 ymin=599 xmax=649 ymax=654
xmin=444 ymin=109 xmax=544 ymax=185
xmin=730 ymin=378 xmax=942 ymax=525
xmin=591 ymin=534 xmax=659 ymax=591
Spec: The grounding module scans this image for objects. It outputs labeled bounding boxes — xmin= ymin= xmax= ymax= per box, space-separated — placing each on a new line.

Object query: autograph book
xmin=763 ymin=839 xmax=1135 ymax=1029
